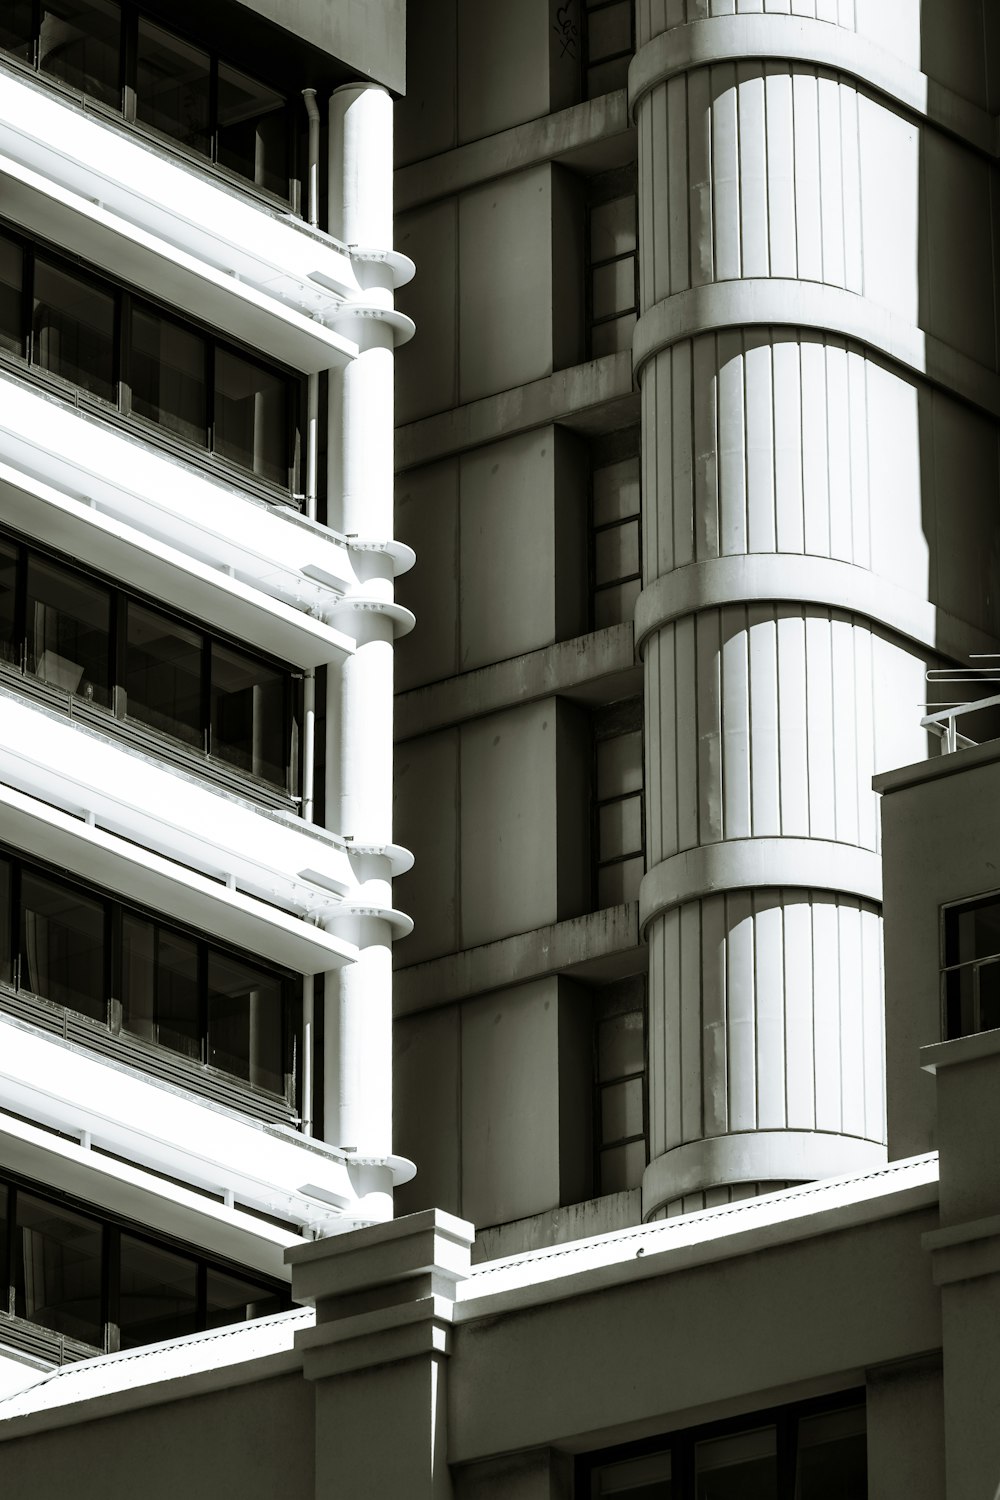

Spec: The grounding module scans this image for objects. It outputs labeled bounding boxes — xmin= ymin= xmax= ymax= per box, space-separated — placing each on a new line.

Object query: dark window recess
xmin=582 ymin=1393 xmax=867 ymax=1499
xmin=0 ymin=847 xmax=299 ymax=1105
xmin=0 ymin=527 xmax=299 ymax=796
xmin=0 ymin=1173 xmax=290 ymax=1360
xmin=587 ymin=168 xmax=638 ymax=359
xmin=584 ymin=0 xmax=634 ymax=101
xmin=593 ymin=977 xmax=647 ymax=1196
xmin=6 ymin=3 xmax=291 ymax=201
xmin=0 ymin=223 xmax=301 ymax=496
xmin=942 ymin=894 xmax=1000 ymax=1038
xmin=590 ymin=428 xmax=641 ymax=630
xmin=593 ymin=698 xmax=645 ymax=909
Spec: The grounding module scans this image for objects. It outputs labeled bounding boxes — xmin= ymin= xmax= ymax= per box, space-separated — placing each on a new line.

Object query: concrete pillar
xmin=323 ymin=82 xmax=405 ymax=1168
xmin=630 ymin=10 xmax=947 ymax=1215
xmin=921 ymin=1029 xmax=1000 ymax=1500
xmin=288 ymin=1208 xmax=474 ymax=1500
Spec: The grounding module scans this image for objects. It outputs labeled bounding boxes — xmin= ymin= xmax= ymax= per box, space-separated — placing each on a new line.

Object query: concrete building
xmin=1 ymin=2 xmax=1000 ymax=1498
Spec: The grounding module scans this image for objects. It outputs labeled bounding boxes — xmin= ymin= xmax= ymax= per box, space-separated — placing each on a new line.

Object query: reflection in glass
xmin=39 ymin=0 xmax=122 ymax=109
xmin=0 ymin=539 xmax=17 ymax=669
xmin=121 ymin=914 xmax=201 ymax=1060
xmin=796 ymin=1405 xmax=867 ymax=1498
xmin=597 ymin=1009 xmax=644 ymax=1083
xmin=214 ymin=347 xmax=288 ymax=486
xmin=594 ymin=1450 xmax=672 ymax=1497
xmin=129 ymin=305 xmax=208 ymax=445
xmin=0 ymin=234 xmax=23 ymax=357
xmin=13 ymin=1193 xmax=103 ymax=1346
xmin=118 ymin=1234 xmax=198 ymax=1348
xmin=597 ymin=853 xmax=643 ymax=908
xmin=600 ymin=1076 xmax=644 ymax=1141
xmin=0 ymin=858 xmax=10 ymax=987
xmin=32 ymin=258 xmax=116 ymax=401
xmin=205 ymin=1267 xmax=284 ymax=1330
xmin=125 ymin=601 xmax=203 ymax=747
xmin=598 ymin=1138 xmax=646 ymax=1194
xmin=19 ymin=871 xmax=106 ymax=1020
xmin=217 ymin=63 xmax=287 ymax=196
xmin=0 ymin=1 xmax=33 ymax=61
xmin=207 ymin=950 xmax=283 ymax=1094
xmin=945 ymin=896 xmax=1000 ymax=967
xmin=135 ymin=19 xmax=210 ymax=156
xmin=25 ymin=555 xmax=111 ymax=706
xmin=210 ymin=641 xmax=285 ymax=786
xmin=694 ymin=1425 xmax=777 ymax=1500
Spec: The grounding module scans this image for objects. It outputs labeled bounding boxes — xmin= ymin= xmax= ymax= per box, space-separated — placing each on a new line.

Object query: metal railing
xmin=922 ymin=656 xmax=1000 ymax=753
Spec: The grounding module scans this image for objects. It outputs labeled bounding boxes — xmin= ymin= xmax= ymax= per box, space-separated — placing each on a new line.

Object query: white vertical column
xmin=324 ymin=83 xmax=398 ymax=1169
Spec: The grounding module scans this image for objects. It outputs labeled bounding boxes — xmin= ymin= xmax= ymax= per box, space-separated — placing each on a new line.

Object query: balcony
xmin=0 ymin=685 xmax=375 ymax=974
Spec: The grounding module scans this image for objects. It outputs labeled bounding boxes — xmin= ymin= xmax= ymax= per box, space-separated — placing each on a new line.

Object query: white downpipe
xmin=300 ymin=88 xmax=322 ymax=1137
xmin=324 ymin=83 xmax=396 ymax=1162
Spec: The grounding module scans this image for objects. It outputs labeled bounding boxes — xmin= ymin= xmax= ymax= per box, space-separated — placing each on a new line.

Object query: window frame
xmin=592 ymin=976 xmax=648 ymax=1197
xmin=940 ymin=891 xmax=1000 ymax=1040
xmin=0 ymin=521 xmax=302 ymax=803
xmin=577 ymin=1388 xmax=868 ymax=1499
xmin=582 ymin=0 xmax=635 ymax=100
xmin=589 ymin=427 xmax=642 ymax=632
xmin=0 ymin=1168 xmax=290 ymax=1361
xmin=0 ymin=842 xmax=302 ymax=1112
xmin=592 ymin=696 xmax=645 ymax=912
xmin=2 ymin=1 xmax=297 ymax=208
xmin=0 ymin=218 xmax=303 ymax=503
xmin=585 ymin=166 xmax=639 ymax=360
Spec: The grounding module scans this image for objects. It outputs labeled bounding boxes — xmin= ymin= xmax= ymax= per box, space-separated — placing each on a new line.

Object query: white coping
xmin=455 ymin=1153 xmax=939 ymax=1314
xmin=0 ymin=1155 xmax=939 ymax=1434
xmin=0 ymin=1307 xmax=315 ymax=1430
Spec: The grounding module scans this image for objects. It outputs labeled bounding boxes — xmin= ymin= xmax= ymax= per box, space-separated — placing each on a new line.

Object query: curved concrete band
xmin=627 ymin=14 xmax=995 ymax=154
xmin=633 ymin=554 xmax=1000 ymax=666
xmin=639 ymin=839 xmax=883 ymax=936
xmin=632 ymin=279 xmax=1000 ymax=421
xmin=641 ymin=1130 xmax=888 ymax=1220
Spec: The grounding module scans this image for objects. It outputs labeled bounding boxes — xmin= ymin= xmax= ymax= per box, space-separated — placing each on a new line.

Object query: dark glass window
xmin=942 ymin=894 xmax=1000 ymax=1038
xmin=32 ymin=257 xmax=116 ymax=402
xmin=0 ymin=235 xmax=23 ymax=358
xmin=125 ymin=600 xmax=203 ymax=747
xmin=25 ymin=554 xmax=111 ymax=706
xmin=594 ymin=700 xmax=645 ymax=908
xmin=122 ymin=913 xmax=201 ymax=1060
xmin=0 ymin=858 xmax=10 ymax=987
xmin=38 ymin=0 xmax=122 ymax=109
xmin=0 ymin=539 xmax=17 ymax=667
xmin=118 ymin=1234 xmax=199 ymax=1348
xmin=205 ymin=1266 xmax=284 ymax=1330
xmin=135 ymin=18 xmax=211 ymax=156
xmin=214 ymin=347 xmax=288 ymax=487
xmin=129 ymin=304 xmax=208 ymax=445
xmin=217 ymin=63 xmax=287 ymax=198
xmin=694 ymin=1426 xmax=777 ymax=1499
xmin=210 ymin=640 xmax=285 ymax=786
xmin=796 ymin=1406 xmax=867 ymax=1499
xmin=12 ymin=1193 xmax=103 ymax=1346
xmin=594 ymin=978 xmax=647 ymax=1195
xmin=0 ymin=2 xmax=34 ymax=61
xmin=587 ymin=172 xmax=638 ymax=359
xmin=591 ymin=436 xmax=641 ymax=631
xmin=19 ymin=869 xmax=106 ymax=1020
xmin=207 ymin=951 xmax=284 ymax=1094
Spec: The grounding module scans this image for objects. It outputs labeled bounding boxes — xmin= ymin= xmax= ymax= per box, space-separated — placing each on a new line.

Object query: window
xmin=584 ymin=0 xmax=634 ymax=98
xmin=942 ymin=893 xmax=1000 ymax=1038
xmin=594 ymin=977 xmax=647 ymax=1195
xmin=0 ymin=849 xmax=299 ymax=1104
xmin=5 ymin=4 xmax=292 ymax=200
xmin=592 ymin=431 xmax=641 ymax=629
xmin=587 ymin=169 xmax=638 ymax=358
xmin=594 ymin=699 xmax=645 ymax=908
xmin=0 ymin=528 xmax=299 ymax=796
xmin=582 ymin=1394 xmax=867 ymax=1499
xmin=0 ymin=1175 xmax=289 ymax=1361
xmin=0 ymin=223 xmax=301 ymax=495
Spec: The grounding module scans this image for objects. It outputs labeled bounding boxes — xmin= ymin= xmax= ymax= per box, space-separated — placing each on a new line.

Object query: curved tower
xmin=632 ymin=5 xmax=1000 ymax=1216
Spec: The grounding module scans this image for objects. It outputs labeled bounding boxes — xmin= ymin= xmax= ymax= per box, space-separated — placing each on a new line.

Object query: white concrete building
xmin=1 ymin=2 xmax=1000 ymax=1498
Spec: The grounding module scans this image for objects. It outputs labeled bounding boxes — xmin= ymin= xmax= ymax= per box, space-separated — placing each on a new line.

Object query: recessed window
xmin=6 ymin=5 xmax=291 ymax=201
xmin=942 ymin=893 xmax=1000 ymax=1037
xmin=583 ymin=1395 xmax=867 ymax=1500
xmin=0 ymin=223 xmax=300 ymax=496
xmin=593 ymin=699 xmax=644 ymax=909
xmin=0 ymin=1174 xmax=290 ymax=1359
xmin=587 ymin=170 xmax=638 ymax=359
xmin=594 ymin=978 xmax=647 ymax=1195
xmin=584 ymin=0 xmax=634 ymax=98
xmin=0 ymin=848 xmax=298 ymax=1104
xmin=0 ymin=529 xmax=299 ymax=796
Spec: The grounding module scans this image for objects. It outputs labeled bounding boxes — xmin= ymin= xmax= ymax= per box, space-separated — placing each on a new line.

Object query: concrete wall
xmin=0 ymin=1375 xmax=313 ymax=1499
xmin=394 ymin=977 xmax=593 ymax=1229
xmin=396 ymin=164 xmax=585 ymax=424
xmin=394 ymin=698 xmax=591 ymax=967
xmin=397 ymin=0 xmax=583 ymax=166
xmin=395 ymin=428 xmax=588 ymax=692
